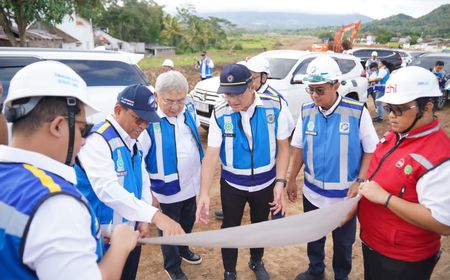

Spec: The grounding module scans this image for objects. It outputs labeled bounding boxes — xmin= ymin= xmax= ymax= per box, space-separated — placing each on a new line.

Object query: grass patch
xmin=138 ymin=34 xmax=288 ymax=70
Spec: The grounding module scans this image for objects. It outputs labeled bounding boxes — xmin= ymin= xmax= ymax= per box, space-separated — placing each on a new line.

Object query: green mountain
xmin=361 ymin=4 xmax=450 ymax=38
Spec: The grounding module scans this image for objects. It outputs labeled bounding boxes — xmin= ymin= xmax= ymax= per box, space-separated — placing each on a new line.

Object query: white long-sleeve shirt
xmin=0 ymin=145 xmax=101 ymax=280
xmin=77 ymin=115 xmax=158 ymax=227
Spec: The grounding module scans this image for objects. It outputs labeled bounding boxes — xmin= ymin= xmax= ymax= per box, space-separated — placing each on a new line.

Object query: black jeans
xmin=362 ymin=242 xmax=440 ymax=280
xmin=120 ymin=245 xmax=141 ymax=280
xmin=220 ymin=179 xmax=274 ymax=273
xmin=303 ymin=195 xmax=356 ymax=280
xmin=158 ymin=196 xmax=197 ymax=273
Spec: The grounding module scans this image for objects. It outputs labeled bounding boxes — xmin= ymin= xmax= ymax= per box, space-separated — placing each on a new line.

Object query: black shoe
xmin=165 ymin=268 xmax=188 ymax=280
xmin=224 ymin=271 xmax=237 ymax=280
xmin=248 ymin=259 xmax=270 ymax=280
xmin=294 ymin=270 xmax=325 ymax=280
xmin=214 ymin=209 xmax=224 ymax=220
xmin=180 ymin=249 xmax=202 ymax=264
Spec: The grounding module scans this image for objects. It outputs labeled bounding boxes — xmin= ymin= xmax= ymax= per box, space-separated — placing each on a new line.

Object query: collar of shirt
xmin=227 ymin=92 xmax=263 ymax=118
xmin=106 ymin=114 xmax=136 ymax=151
xmin=0 ymin=145 xmax=76 ymax=184
xmin=157 ymin=106 xmax=186 ymax=125
xmin=319 ymin=94 xmax=342 ymax=116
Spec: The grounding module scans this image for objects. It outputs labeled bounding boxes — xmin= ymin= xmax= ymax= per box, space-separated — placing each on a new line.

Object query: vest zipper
xmin=368 ymin=134 xmax=405 ymax=180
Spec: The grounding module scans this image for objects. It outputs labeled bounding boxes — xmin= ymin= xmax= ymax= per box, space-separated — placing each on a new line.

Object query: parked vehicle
xmin=190 ymin=50 xmax=368 ymax=127
xmin=409 ymin=52 xmax=450 ymax=109
xmin=394 ymin=49 xmax=413 ymax=67
xmin=0 ymin=47 xmax=150 ymax=123
xmin=352 ymin=48 xmax=403 ymax=72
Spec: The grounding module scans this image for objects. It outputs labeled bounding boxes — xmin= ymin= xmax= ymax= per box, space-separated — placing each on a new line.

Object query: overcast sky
xmin=154 ymin=0 xmax=449 ymax=20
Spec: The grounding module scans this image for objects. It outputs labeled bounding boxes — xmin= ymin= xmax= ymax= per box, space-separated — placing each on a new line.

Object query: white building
xmin=56 ymin=14 xmax=94 ymax=49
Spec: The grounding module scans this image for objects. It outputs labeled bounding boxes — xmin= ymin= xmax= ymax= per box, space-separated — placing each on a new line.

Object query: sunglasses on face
xmin=305 ymin=86 xmax=326 ymax=95
xmin=383 ymin=104 xmax=417 ymax=116
xmin=63 ymin=116 xmax=93 ymax=138
xmin=127 ymin=110 xmax=149 ymax=126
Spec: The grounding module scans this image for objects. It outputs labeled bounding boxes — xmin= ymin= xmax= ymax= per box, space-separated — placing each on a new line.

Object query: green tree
xmin=161 ymin=14 xmax=183 ymax=47
xmin=94 ymin=0 xmax=163 ymax=43
xmin=172 ymin=4 xmax=233 ymax=52
xmin=0 ymin=0 xmax=104 ymax=47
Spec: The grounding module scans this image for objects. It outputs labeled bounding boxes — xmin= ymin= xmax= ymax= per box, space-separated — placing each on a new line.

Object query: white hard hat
xmin=303 ymin=56 xmax=342 ymax=85
xmin=4 ymin=60 xmax=99 ymax=120
xmin=244 ymin=56 xmax=270 ymax=75
xmin=162 ymin=59 xmax=174 ymax=68
xmin=371 ymin=51 xmax=378 ymax=57
xmin=378 ymin=66 xmax=442 ymax=105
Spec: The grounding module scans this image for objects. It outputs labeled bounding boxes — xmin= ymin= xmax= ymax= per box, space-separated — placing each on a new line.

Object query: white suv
xmin=0 ymin=47 xmax=150 ymax=123
xmin=190 ymin=50 xmax=368 ymax=126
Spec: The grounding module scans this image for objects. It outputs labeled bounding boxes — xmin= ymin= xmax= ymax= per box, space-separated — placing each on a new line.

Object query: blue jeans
xmin=158 ymin=196 xmax=197 ymax=272
xmin=375 ymin=90 xmax=385 ymax=119
xmin=303 ymin=195 xmax=356 ymax=280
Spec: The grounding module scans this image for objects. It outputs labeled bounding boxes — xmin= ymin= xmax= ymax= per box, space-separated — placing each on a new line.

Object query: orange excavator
xmin=311 ymin=20 xmax=362 ymax=53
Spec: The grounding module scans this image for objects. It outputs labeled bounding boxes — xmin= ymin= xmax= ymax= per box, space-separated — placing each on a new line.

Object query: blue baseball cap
xmin=217 ymin=63 xmax=253 ymax=95
xmin=117 ymin=84 xmax=160 ymax=123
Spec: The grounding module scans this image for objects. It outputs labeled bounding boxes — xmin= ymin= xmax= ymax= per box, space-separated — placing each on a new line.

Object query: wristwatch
xmin=356 ymin=177 xmax=365 ymax=183
xmin=274 ymin=178 xmax=288 ymax=188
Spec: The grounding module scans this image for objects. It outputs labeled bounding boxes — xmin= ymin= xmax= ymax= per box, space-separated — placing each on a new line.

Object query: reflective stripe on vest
xmin=75 ymin=121 xmax=142 ymax=226
xmin=302 ymin=98 xmax=363 ymax=197
xmin=145 ymin=106 xmax=204 ymax=195
xmin=0 ymin=163 xmax=102 ymax=279
xmin=215 ymin=93 xmax=280 ymax=187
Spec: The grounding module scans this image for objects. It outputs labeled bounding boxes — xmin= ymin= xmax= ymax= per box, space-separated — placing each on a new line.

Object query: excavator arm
xmin=333 ymin=20 xmax=362 ymax=52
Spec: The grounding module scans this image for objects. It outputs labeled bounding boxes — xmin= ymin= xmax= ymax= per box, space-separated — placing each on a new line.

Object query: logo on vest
xmin=267 ymin=113 xmax=275 ymax=124
xmin=223 ymin=121 xmax=235 ymax=137
xmin=404 ymin=164 xmax=413 ymax=175
xmin=187 ymin=103 xmax=194 ymax=112
xmin=116 ymin=150 xmax=127 ymax=176
xmin=305 ymin=121 xmax=317 ymax=136
xmin=339 ymin=122 xmax=350 ymax=134
xmin=153 ymin=122 xmax=161 ymax=132
xmin=395 ymin=158 xmax=405 ymax=168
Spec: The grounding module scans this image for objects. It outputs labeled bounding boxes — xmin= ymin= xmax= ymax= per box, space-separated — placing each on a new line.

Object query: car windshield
xmin=0 ymin=58 xmax=149 ymax=97
xmin=60 ymin=60 xmax=149 ymax=86
xmin=409 ymin=56 xmax=450 ymax=73
xmin=266 ymin=58 xmax=298 ymax=79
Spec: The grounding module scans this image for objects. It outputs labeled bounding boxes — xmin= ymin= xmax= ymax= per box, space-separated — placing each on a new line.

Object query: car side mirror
xmin=292 ymin=73 xmax=304 ymax=84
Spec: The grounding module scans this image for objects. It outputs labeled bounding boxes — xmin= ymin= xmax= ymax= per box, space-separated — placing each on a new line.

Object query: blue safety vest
xmin=260 ymin=85 xmax=288 ymax=105
xmin=0 ymin=163 xmax=102 ymax=279
xmin=75 ymin=120 xmax=143 ymax=226
xmin=199 ymin=59 xmax=213 ymax=78
xmin=301 ymin=97 xmax=364 ymax=198
xmin=373 ymin=68 xmax=390 ymax=92
xmin=145 ymin=103 xmax=204 ymax=195
xmin=214 ymin=92 xmax=281 ymax=187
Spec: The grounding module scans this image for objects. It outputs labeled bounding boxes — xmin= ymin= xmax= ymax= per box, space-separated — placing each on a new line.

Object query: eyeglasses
xmin=383 ymin=104 xmax=417 ymax=116
xmin=127 ymin=110 xmax=149 ymax=126
xmin=160 ymin=97 xmax=186 ymax=106
xmin=305 ymin=86 xmax=326 ymax=95
xmin=223 ymin=93 xmax=245 ymax=101
xmin=63 ymin=117 xmax=93 ymax=138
